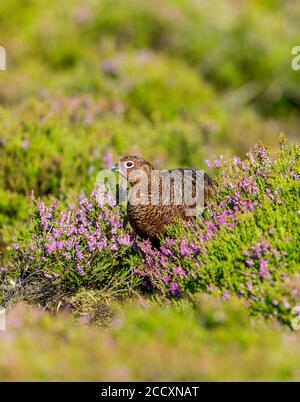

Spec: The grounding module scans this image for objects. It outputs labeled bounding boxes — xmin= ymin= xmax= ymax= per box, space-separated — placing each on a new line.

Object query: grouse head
xmin=112 ymin=155 xmax=155 ymax=185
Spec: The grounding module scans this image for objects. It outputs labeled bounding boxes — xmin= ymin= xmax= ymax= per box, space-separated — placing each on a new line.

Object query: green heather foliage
xmin=136 ymin=142 xmax=300 ymax=323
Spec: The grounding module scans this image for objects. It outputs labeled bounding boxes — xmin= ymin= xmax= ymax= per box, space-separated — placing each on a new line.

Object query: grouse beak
xmin=110 ymin=164 xmax=120 ymax=173
xmin=110 ymin=164 xmax=128 ymax=180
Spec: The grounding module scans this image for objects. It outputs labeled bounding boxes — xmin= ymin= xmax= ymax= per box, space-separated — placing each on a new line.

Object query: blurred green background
xmin=2 ymin=296 xmax=300 ymax=381
xmin=0 ymin=0 xmax=300 ymax=381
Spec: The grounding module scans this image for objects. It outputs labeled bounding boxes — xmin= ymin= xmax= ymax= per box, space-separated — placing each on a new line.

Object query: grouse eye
xmin=124 ymin=161 xmax=135 ymax=169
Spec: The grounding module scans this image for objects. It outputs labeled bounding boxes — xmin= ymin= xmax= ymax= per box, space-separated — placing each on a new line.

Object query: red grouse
xmin=112 ymin=156 xmax=215 ymax=244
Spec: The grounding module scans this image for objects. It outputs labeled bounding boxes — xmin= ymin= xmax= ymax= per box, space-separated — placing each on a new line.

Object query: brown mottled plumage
xmin=114 ymin=156 xmax=216 ymax=244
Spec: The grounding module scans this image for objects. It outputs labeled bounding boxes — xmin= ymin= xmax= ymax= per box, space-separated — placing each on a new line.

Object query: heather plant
xmin=136 ymin=141 xmax=300 ymax=323
xmin=1 ymin=140 xmax=299 ymax=325
xmin=1 ymin=189 xmax=141 ymax=304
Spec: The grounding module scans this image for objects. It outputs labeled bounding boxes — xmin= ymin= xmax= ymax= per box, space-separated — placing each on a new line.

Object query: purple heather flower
xmin=259 ymin=266 xmax=271 ymax=280
xmin=168 ymin=281 xmax=181 ymax=296
xmin=221 ymin=290 xmax=230 ymax=301
xmin=174 ymin=267 xmax=184 ymax=276
xmin=209 ymin=284 xmax=215 ymax=292
xmin=162 ymin=275 xmax=171 ymax=283
xmin=103 ymin=150 xmax=114 ymax=168
xmin=233 ymin=156 xmax=241 ymax=165
xmin=282 ymin=300 xmax=291 ymax=309
xmin=46 ymin=242 xmax=57 ymax=253
xmin=101 ymin=59 xmax=116 ymax=76
xmin=62 ymin=252 xmax=71 ymax=260
xmin=116 ymin=234 xmax=131 ymax=245
xmin=114 ymin=102 xmax=126 ymax=115
xmin=76 ymin=250 xmax=84 ymax=260
xmin=213 ymin=160 xmax=221 ymax=168
xmin=57 ymin=241 xmax=63 ymax=250
xmin=160 ymin=246 xmax=172 ymax=256
xmin=246 ymin=151 xmax=255 ymax=164
xmin=292 ymin=288 xmax=298 ymax=300
xmin=259 ymin=258 xmax=268 ymax=268
xmin=21 ymin=139 xmax=29 ymax=150
xmin=77 ymin=266 xmax=85 ymax=276
xmin=290 ymin=171 xmax=299 ymax=180
xmin=110 ymin=243 xmax=118 ymax=251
